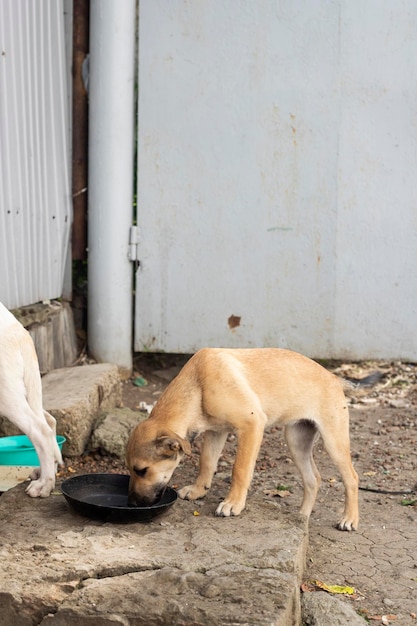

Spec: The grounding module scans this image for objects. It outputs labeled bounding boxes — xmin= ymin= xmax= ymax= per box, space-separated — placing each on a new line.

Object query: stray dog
xmin=126 ymin=348 xmax=359 ymax=530
xmin=0 ymin=302 xmax=63 ymax=497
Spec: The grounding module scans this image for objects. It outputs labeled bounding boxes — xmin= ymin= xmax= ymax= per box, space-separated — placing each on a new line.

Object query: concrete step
xmin=0 ymin=363 xmax=122 ymax=456
xmin=42 ymin=363 xmax=123 ymax=456
xmin=0 ymin=364 xmax=122 ymax=457
xmin=0 ymin=484 xmax=308 ymax=626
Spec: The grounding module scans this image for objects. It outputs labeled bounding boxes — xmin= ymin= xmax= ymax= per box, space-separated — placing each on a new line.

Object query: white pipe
xmin=88 ymin=0 xmax=136 ymax=373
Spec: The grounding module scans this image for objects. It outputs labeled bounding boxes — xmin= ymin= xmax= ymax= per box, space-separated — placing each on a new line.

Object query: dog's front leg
xmin=215 ymin=422 xmax=264 ymax=517
xmin=178 ymin=429 xmax=228 ymax=501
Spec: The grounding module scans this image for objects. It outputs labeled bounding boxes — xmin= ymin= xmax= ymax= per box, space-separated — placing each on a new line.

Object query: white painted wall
xmin=135 ymin=0 xmax=417 ymax=360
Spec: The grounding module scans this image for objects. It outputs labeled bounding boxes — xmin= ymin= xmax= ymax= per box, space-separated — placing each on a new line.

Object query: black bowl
xmin=61 ymin=473 xmax=177 ymax=523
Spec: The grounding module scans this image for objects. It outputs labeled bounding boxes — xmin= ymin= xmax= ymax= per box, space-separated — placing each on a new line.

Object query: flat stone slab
xmin=42 ymin=364 xmax=122 ymax=456
xmin=0 ymin=483 xmax=308 ymax=626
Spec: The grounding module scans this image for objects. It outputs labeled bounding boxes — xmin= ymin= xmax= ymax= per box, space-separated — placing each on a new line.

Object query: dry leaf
xmin=264 ymin=488 xmax=291 ymax=498
xmin=307 ymin=579 xmax=355 ymax=595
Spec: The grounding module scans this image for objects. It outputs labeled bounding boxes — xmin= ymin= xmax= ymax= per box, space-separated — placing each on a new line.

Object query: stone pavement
xmin=0 ymin=363 xmax=370 ymax=625
xmin=0 ymin=483 xmax=307 ymax=626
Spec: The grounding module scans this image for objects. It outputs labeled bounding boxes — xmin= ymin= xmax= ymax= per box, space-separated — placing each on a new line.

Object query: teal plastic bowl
xmin=0 ymin=435 xmax=66 ymax=466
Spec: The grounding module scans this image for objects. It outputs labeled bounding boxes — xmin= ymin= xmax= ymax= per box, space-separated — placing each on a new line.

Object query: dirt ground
xmin=59 ymin=353 xmax=417 ymax=625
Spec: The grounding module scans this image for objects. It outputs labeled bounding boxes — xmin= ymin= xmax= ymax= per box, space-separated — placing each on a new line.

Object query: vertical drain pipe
xmin=88 ymin=0 xmax=136 ymax=374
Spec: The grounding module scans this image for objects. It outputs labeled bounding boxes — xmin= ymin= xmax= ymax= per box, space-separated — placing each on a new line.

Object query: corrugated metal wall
xmin=0 ymin=0 xmax=72 ymax=309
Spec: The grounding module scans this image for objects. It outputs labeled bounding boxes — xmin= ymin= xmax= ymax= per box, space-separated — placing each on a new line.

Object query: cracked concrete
xmin=305 ymin=464 xmax=417 ymax=624
xmin=305 ymin=409 xmax=417 ymax=626
xmin=0 ymin=482 xmax=308 ymax=625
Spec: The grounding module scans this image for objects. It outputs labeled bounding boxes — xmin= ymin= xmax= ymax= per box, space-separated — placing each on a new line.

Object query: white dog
xmin=0 ymin=302 xmax=63 ymax=496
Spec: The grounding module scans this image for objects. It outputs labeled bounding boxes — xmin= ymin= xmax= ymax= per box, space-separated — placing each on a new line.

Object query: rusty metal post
xmin=71 ymin=0 xmax=89 ymax=260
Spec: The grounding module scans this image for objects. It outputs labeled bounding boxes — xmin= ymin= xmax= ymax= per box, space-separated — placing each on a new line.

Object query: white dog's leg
xmin=25 ymin=411 xmax=63 ymax=496
xmin=0 ymin=322 xmax=62 ymax=497
xmin=1 ymin=393 xmax=58 ymax=497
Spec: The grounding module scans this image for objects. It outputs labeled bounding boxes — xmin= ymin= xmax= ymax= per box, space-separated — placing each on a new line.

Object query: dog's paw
xmin=177 ymin=484 xmax=208 ymax=500
xmin=25 ymin=478 xmax=54 ymax=498
xmin=215 ymin=499 xmax=245 ymax=517
xmin=337 ymin=515 xmax=359 ymax=531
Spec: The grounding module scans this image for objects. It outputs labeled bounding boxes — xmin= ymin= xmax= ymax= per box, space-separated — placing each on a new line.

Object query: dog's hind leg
xmin=21 ymin=341 xmax=63 ymax=495
xmin=0 ymin=372 xmax=59 ymax=497
xmin=43 ymin=410 xmax=63 ymax=465
xmin=319 ymin=421 xmax=359 ymax=531
xmin=0 ymin=318 xmax=60 ymax=497
xmin=285 ymin=420 xmax=321 ymax=520
xmin=1 ymin=399 xmax=57 ymax=497
xmin=178 ymin=429 xmax=229 ymax=501
xmin=28 ymin=410 xmax=63 ymax=484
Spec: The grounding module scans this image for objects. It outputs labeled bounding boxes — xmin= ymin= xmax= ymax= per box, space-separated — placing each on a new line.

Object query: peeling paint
xmin=228 ymin=315 xmax=241 ymax=330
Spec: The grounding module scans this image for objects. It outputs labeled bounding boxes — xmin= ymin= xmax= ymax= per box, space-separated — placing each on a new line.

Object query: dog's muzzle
xmin=128 ymin=486 xmax=165 ymax=507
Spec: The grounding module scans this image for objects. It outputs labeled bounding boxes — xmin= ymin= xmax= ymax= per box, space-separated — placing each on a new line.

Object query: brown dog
xmin=126 ymin=348 xmax=359 ymax=530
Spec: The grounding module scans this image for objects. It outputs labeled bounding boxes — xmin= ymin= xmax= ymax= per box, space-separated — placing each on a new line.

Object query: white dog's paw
xmin=25 ymin=477 xmax=54 ymax=498
xmin=215 ymin=498 xmax=245 ymax=517
xmin=177 ymin=484 xmax=208 ymax=500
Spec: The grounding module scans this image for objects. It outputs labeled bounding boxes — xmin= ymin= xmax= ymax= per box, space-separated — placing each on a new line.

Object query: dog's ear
xmin=156 ymin=434 xmax=192 ymax=457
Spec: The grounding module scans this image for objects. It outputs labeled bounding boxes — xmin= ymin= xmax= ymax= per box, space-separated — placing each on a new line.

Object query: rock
xmin=388 ymin=399 xmax=409 ymax=409
xmin=90 ymin=408 xmax=148 ymax=458
xmin=43 ymin=364 xmax=122 ymax=456
xmin=301 ymin=591 xmax=367 ymax=625
xmin=0 ymin=363 xmax=122 ymax=456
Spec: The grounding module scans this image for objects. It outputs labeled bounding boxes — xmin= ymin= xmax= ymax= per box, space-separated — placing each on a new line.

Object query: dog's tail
xmin=343 ymin=371 xmax=384 ymax=389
